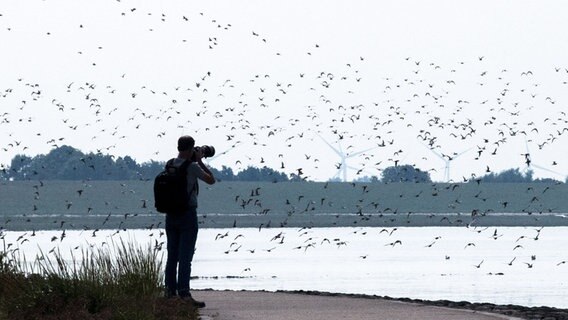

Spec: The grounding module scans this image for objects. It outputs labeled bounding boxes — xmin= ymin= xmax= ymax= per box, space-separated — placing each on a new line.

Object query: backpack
xmin=153 ymin=158 xmax=192 ymax=214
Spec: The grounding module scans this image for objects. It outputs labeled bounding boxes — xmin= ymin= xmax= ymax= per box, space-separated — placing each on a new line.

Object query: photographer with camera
xmin=164 ymin=135 xmax=215 ymax=307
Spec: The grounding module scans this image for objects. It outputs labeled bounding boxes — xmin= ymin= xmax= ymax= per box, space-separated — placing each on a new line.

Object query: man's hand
xmin=194 ymin=148 xmax=204 ymax=162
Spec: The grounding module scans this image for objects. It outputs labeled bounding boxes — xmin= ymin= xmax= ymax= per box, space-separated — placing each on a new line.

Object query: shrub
xmin=0 ymin=239 xmax=197 ymax=320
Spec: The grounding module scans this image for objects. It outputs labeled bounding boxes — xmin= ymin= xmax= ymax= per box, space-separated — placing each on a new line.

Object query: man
xmin=165 ymin=135 xmax=215 ymax=307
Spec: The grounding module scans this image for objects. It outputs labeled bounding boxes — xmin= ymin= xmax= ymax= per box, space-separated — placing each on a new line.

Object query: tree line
xmin=0 ymin=145 xmax=290 ymax=182
xmin=0 ymin=145 xmax=564 ymax=183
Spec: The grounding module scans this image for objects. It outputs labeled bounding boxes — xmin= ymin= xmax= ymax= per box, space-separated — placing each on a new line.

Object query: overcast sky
xmin=1 ymin=0 xmax=568 ymax=182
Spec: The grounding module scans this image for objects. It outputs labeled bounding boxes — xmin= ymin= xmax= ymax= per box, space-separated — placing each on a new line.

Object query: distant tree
xmin=2 ymin=146 xmax=289 ymax=181
xmin=288 ymin=173 xmax=307 ymax=182
xmin=235 ymin=166 xmax=289 ymax=182
xmin=6 ymin=154 xmax=33 ymax=179
xmin=477 ymin=168 xmax=532 ymax=183
xmin=211 ymin=165 xmax=236 ymax=181
xmin=118 ymin=156 xmax=138 ymax=171
xmin=381 ymin=164 xmax=431 ymax=183
xmin=0 ymin=165 xmax=7 ymax=180
xmin=353 ymin=175 xmax=379 ymax=183
xmin=137 ymin=161 xmax=164 ymax=180
xmin=10 ymin=146 xmax=85 ymax=180
xmin=1 ymin=146 xmax=448 ymax=183
xmin=1 ymin=146 xmax=161 ymax=181
xmin=477 ymin=168 xmax=563 ymax=183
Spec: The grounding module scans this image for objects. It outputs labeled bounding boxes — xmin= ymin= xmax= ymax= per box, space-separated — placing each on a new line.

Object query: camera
xmin=193 ymin=145 xmax=215 ymax=159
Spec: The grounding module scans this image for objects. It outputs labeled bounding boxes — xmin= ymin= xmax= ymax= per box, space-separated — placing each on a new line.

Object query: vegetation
xmin=1 ymin=145 xmax=162 ymax=181
xmin=474 ymin=168 xmax=561 ymax=183
xmin=0 ymin=238 xmax=197 ymax=320
xmin=0 ymin=145 xmax=565 ymax=183
xmin=0 ymin=145 xmax=289 ymax=182
xmin=213 ymin=165 xmax=289 ymax=182
xmin=380 ymin=164 xmax=432 ymax=183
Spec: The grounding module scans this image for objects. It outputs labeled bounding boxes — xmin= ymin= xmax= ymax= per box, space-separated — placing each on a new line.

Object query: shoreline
xmin=2 ymin=212 xmax=568 ymax=232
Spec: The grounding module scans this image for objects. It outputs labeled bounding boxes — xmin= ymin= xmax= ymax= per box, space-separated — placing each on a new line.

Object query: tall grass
xmin=0 ymin=238 xmax=197 ymax=320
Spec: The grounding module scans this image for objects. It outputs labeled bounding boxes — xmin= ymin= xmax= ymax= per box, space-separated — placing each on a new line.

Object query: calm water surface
xmin=3 ymin=226 xmax=567 ymax=308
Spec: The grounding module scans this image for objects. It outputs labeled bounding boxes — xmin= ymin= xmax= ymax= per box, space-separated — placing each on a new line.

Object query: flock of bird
xmin=208 ymin=225 xmax=567 ymax=271
xmin=3 ymin=223 xmax=566 ymax=277
xmin=1 ymin=1 xmax=568 ymax=276
xmin=1 ymin=2 xmax=568 ymax=183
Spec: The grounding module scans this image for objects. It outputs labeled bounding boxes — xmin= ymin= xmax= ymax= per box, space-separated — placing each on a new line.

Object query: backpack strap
xmin=165 ymin=158 xmax=191 ymax=171
xmin=165 ymin=158 xmax=175 ymax=169
xmin=164 ymin=158 xmax=197 ymax=197
xmin=179 ymin=159 xmax=191 ymax=172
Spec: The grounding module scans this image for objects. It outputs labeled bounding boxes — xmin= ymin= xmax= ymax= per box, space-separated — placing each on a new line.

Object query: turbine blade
xmin=207 ymin=143 xmax=239 ymax=163
xmin=334 ymin=170 xmax=341 ymax=179
xmin=346 ymin=146 xmax=378 ymax=158
xmin=318 ymin=134 xmax=343 ymax=157
xmin=453 ymin=147 xmax=473 ymax=159
xmin=418 ymin=140 xmax=445 ymax=161
xmin=530 ymin=164 xmax=565 ymax=177
xmin=524 ymin=137 xmax=530 ymax=154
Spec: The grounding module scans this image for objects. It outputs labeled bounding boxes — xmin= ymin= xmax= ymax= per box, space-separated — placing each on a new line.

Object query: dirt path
xmin=194 ymin=290 xmax=519 ymax=320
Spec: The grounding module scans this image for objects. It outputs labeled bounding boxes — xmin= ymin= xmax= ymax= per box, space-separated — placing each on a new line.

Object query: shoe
xmin=181 ymin=296 xmax=206 ymax=308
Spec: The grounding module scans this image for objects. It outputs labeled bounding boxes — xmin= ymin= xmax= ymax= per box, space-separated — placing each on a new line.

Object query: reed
xmin=0 ymin=238 xmax=197 ymax=320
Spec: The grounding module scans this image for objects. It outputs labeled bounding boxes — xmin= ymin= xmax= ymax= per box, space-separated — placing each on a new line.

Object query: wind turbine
xmin=204 ymin=142 xmax=240 ymax=167
xmin=523 ymin=138 xmax=565 ymax=180
xmin=318 ymin=134 xmax=377 ymax=182
xmin=420 ymin=142 xmax=472 ymax=182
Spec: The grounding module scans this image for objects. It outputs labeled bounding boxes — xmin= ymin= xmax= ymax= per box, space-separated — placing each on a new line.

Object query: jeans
xmin=165 ymin=207 xmax=198 ymax=297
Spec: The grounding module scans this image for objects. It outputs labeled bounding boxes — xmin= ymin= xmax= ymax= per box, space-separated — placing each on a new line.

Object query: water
xmin=2 ymin=226 xmax=567 ymax=308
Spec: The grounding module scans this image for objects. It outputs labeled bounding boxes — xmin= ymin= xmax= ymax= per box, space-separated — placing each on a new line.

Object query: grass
xmin=0 ymin=237 xmax=198 ymax=320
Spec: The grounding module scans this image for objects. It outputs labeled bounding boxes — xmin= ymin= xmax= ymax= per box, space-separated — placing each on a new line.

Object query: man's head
xmin=177 ymin=135 xmax=195 ymax=152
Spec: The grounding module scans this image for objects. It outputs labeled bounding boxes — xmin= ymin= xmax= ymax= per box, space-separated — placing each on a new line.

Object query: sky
xmin=1 ymin=0 xmax=568 ymax=182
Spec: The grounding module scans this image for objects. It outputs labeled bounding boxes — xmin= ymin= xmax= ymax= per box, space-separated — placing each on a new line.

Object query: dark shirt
xmin=172 ymin=157 xmax=207 ymax=208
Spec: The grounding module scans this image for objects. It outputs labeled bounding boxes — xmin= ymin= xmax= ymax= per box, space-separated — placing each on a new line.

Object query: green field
xmin=1 ymin=180 xmax=568 ymax=231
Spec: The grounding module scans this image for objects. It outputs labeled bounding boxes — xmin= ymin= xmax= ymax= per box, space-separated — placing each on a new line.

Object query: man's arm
xmin=197 ymin=159 xmax=215 ymax=185
xmin=196 ymin=151 xmax=215 ymax=184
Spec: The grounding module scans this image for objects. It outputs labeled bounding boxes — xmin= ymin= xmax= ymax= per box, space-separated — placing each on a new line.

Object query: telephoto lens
xmin=195 ymin=145 xmax=215 ymax=158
